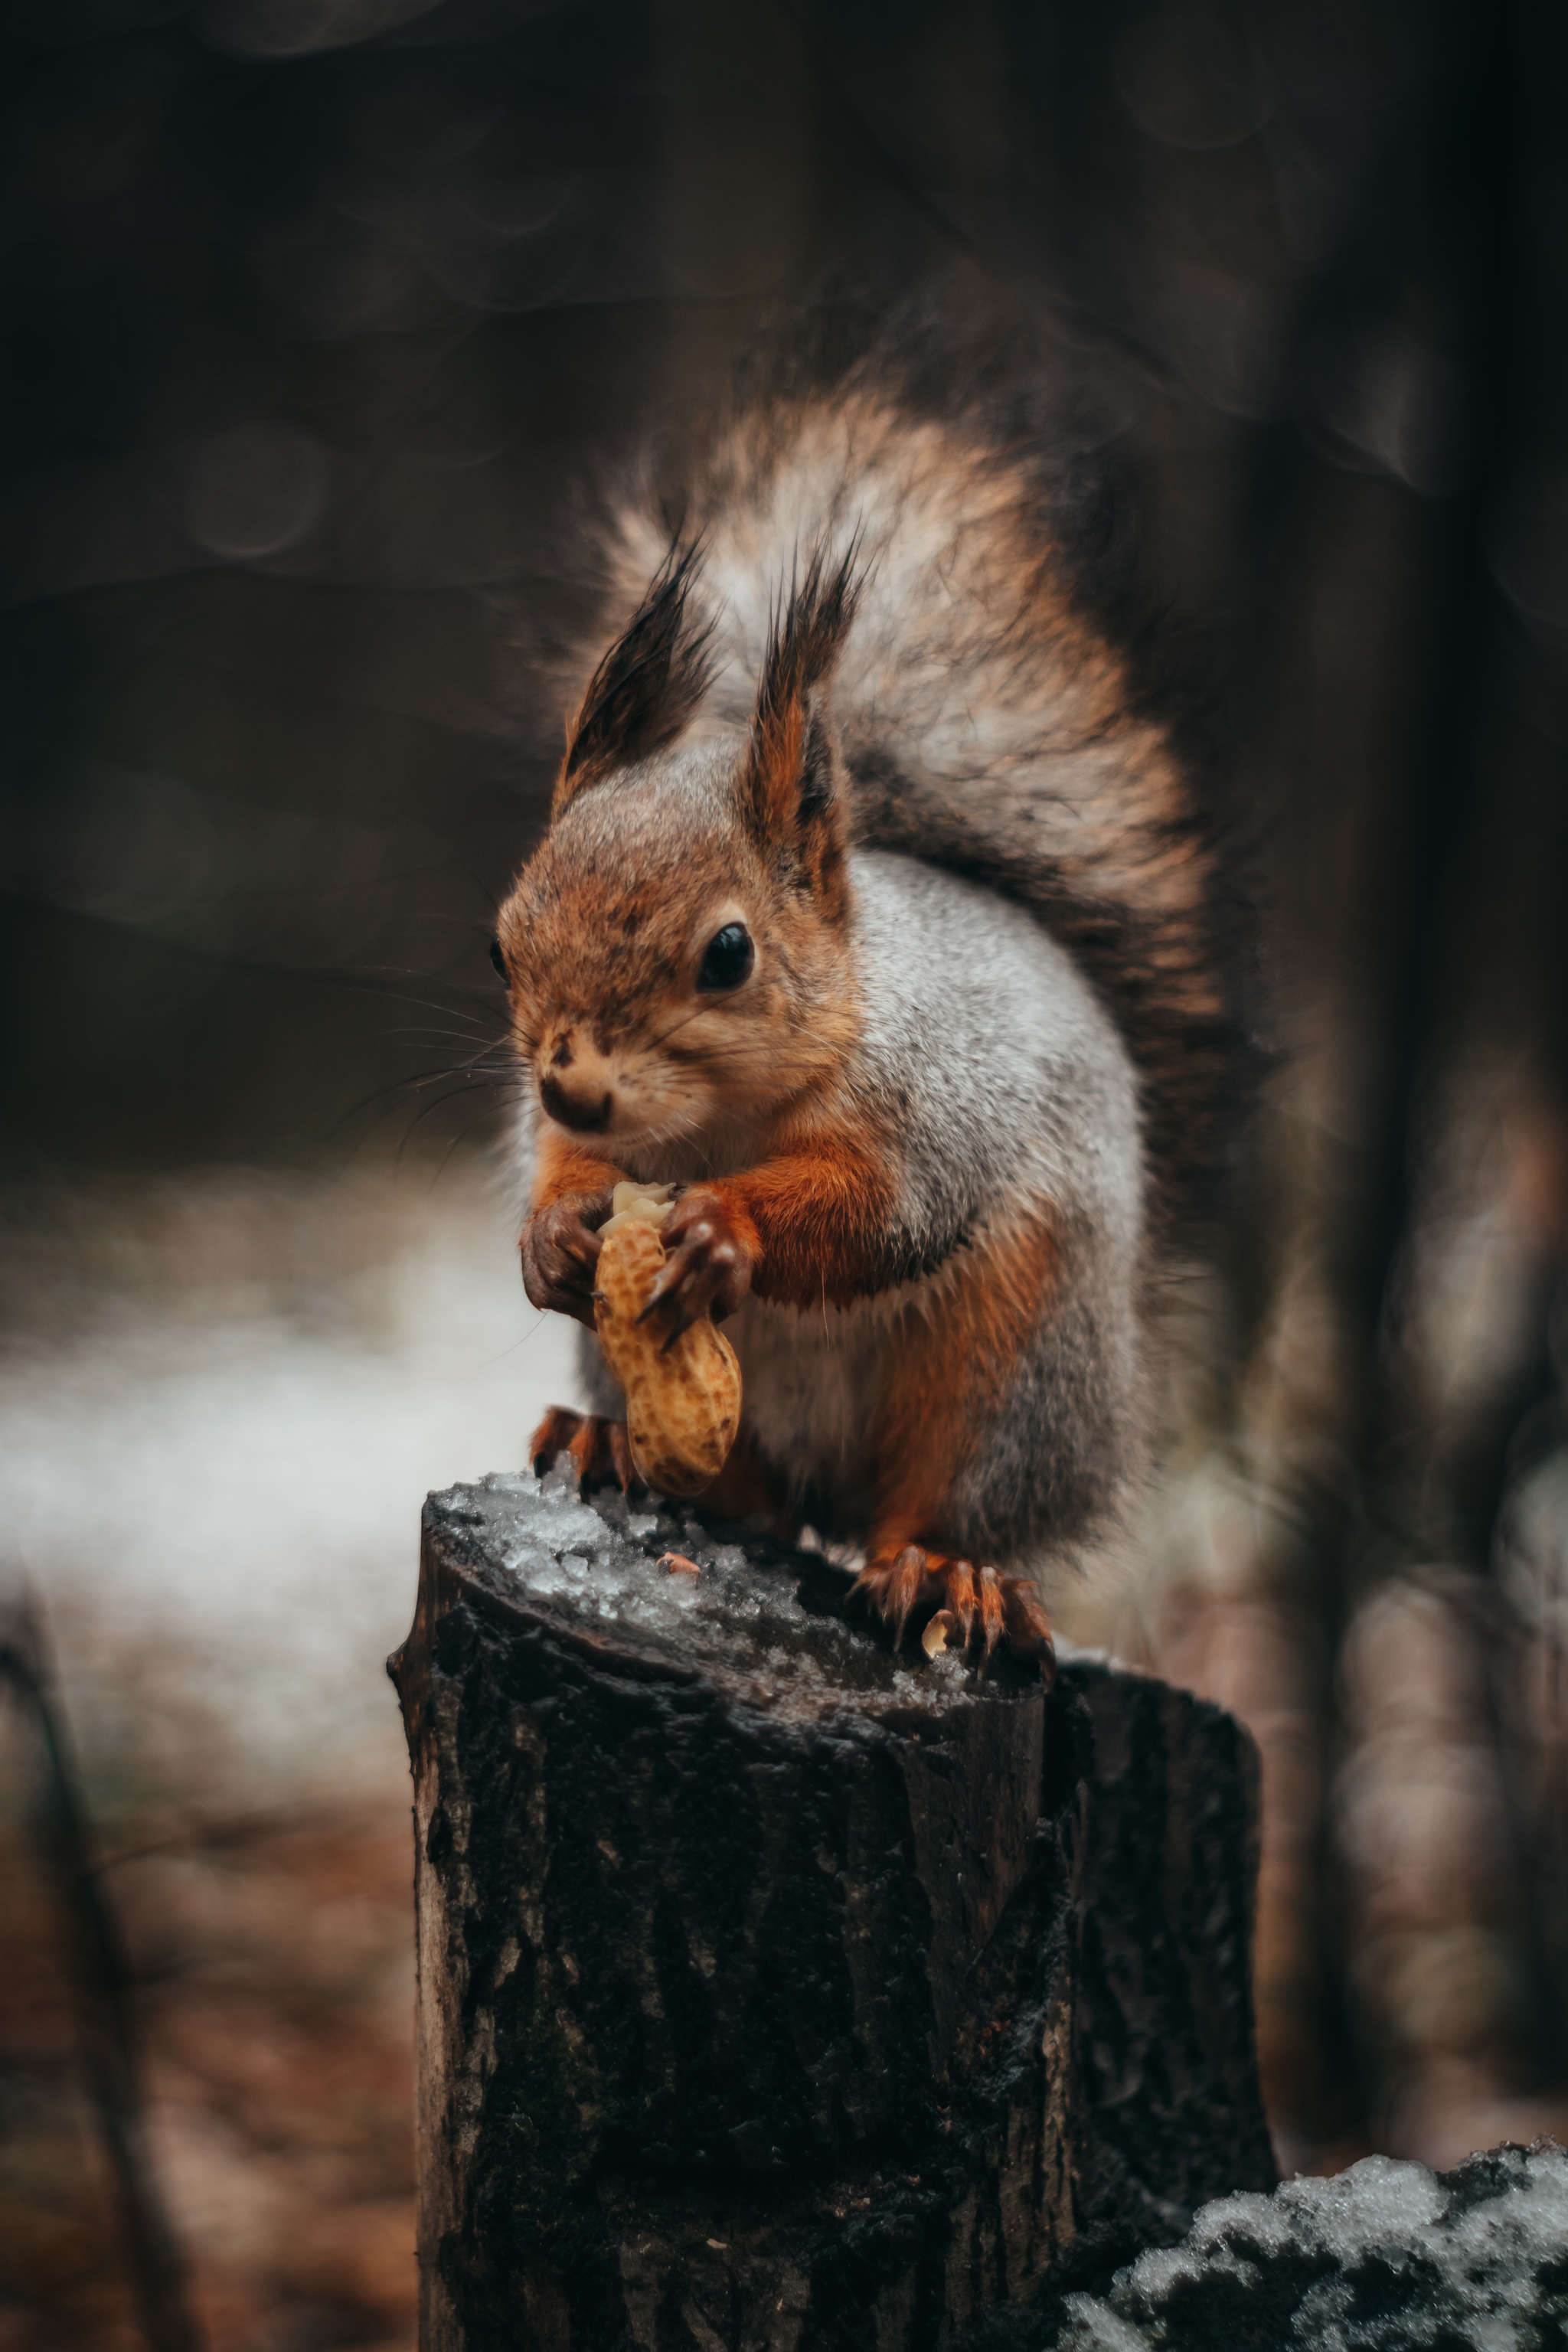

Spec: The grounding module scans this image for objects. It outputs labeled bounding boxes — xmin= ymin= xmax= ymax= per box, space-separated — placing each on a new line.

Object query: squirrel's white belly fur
xmin=727 ymin=1290 xmax=889 ymax=1510
xmin=726 ymin=1258 xmax=977 ymax=1517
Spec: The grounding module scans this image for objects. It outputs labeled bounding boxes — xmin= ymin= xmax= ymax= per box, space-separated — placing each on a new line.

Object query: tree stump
xmin=389 ymin=1472 xmax=1276 ymax=2352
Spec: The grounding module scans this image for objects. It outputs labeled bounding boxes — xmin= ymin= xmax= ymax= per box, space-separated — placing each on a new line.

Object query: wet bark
xmin=389 ymin=1472 xmax=1276 ymax=2352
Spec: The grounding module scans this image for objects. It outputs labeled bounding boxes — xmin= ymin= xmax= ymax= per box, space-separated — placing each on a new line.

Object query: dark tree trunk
xmin=389 ymin=1472 xmax=1276 ymax=2352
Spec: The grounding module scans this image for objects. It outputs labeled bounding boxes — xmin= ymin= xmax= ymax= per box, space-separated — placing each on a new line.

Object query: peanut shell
xmin=593 ymin=1217 xmax=741 ymax=1498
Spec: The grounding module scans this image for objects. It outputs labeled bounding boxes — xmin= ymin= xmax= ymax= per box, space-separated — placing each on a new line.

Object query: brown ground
xmin=0 ymin=1759 xmax=416 ymax=2352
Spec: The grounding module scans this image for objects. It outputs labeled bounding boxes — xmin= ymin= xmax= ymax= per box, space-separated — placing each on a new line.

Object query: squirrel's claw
xmin=976 ymin=1565 xmax=1006 ymax=1658
xmin=851 ymin=1544 xmax=1054 ymax=1677
xmin=638 ymin=1191 xmax=754 ymax=1335
xmin=521 ymin=1190 xmax=613 ymax=1329
xmin=883 ymin=1544 xmax=933 ymax=1642
xmin=639 ymin=1271 xmax=706 ymax=1352
xmin=1000 ymin=1576 xmax=1056 ymax=1676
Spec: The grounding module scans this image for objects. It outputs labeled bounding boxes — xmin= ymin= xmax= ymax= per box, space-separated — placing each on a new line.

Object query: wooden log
xmin=389 ymin=1471 xmax=1276 ymax=2352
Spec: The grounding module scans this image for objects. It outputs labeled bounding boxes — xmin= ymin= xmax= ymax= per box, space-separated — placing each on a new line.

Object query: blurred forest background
xmin=4 ymin=0 xmax=1568 ymax=2346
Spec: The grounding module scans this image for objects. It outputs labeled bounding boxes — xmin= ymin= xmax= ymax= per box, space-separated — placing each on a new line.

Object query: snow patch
xmin=1058 ymin=2141 xmax=1568 ymax=2349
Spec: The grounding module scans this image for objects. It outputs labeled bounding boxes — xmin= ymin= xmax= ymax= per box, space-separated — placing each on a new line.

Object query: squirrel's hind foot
xmin=850 ymin=1544 xmax=1055 ymax=1677
xmin=529 ymin=1406 xmax=641 ymax=1496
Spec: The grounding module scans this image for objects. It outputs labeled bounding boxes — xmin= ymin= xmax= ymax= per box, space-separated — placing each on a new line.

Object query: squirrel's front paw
xmin=851 ymin=1544 xmax=1055 ymax=1674
xmin=639 ymin=1185 xmax=755 ymax=1343
xmin=521 ymin=1187 xmax=614 ymax=1326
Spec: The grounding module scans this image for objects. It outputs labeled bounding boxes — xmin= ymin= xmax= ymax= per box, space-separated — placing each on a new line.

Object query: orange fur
xmin=714 ymin=1127 xmax=898 ymax=1307
xmin=530 ymin=1132 xmax=624 ymax=1215
xmin=865 ymin=1210 xmax=1060 ymax=1551
xmin=495 ymin=805 xmax=861 ymax=1151
xmin=749 ymin=693 xmax=803 ymax=838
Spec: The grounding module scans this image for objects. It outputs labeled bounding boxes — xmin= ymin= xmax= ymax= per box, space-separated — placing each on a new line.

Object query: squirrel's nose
xmin=540 ymin=1073 xmax=613 ymax=1134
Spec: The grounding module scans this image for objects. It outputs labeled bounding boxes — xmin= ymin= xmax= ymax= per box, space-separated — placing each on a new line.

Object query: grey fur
xmin=737 ymin=854 xmax=1142 ymax=1567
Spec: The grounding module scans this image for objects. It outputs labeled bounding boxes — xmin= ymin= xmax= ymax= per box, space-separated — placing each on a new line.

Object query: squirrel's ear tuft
xmin=555 ymin=541 xmax=714 ymax=814
xmin=743 ymin=541 xmax=861 ymax=909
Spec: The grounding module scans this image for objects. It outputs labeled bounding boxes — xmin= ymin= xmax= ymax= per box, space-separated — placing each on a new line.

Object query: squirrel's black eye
xmin=697 ymin=922 xmax=754 ymax=993
xmin=488 ymin=935 xmax=508 ymax=982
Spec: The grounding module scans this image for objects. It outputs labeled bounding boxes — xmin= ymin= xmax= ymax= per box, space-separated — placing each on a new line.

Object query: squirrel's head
xmin=495 ymin=543 xmax=861 ymax=1161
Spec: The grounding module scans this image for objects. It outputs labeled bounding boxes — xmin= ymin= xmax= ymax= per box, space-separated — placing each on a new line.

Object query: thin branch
xmin=0 ymin=1599 xmax=204 ymax=2352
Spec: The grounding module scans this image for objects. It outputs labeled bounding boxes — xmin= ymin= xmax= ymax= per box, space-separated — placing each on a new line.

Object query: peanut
xmin=593 ymin=1190 xmax=741 ymax=1498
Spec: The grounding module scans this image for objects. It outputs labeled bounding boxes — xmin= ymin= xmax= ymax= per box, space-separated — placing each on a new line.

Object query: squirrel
xmin=493 ymin=308 xmax=1249 ymax=1664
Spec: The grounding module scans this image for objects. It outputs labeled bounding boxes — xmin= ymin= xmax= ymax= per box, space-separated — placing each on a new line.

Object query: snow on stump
xmin=388 ymin=1471 xmax=1277 ymax=2352
xmin=1052 ymin=2139 xmax=1568 ymax=2349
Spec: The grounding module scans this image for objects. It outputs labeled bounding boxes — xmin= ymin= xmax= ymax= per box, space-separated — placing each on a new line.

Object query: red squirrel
xmin=493 ymin=315 xmax=1246 ymax=1664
